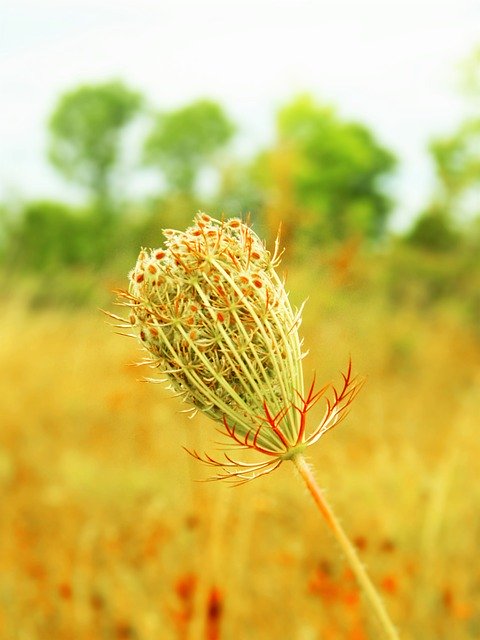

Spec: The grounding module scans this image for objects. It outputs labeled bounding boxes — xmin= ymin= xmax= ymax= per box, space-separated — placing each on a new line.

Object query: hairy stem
xmin=292 ymin=454 xmax=400 ymax=640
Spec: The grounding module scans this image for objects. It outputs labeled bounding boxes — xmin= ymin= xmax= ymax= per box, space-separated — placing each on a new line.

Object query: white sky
xmin=1 ymin=0 xmax=479 ymax=229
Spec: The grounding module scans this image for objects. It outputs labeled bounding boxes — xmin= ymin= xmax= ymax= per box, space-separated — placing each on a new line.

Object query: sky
xmin=1 ymin=0 xmax=479 ymax=229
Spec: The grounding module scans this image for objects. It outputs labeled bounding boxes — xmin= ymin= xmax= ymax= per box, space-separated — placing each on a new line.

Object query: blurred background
xmin=1 ymin=1 xmax=479 ymax=638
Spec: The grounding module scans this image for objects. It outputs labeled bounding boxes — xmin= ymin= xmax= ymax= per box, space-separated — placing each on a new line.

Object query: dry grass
xmin=0 ymin=274 xmax=479 ymax=639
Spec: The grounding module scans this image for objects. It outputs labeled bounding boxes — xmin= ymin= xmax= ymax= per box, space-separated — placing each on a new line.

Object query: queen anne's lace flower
xmin=112 ymin=213 xmax=361 ymax=482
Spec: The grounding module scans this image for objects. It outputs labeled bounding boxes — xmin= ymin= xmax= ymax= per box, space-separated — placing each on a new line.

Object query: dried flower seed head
xmin=114 ymin=213 xmax=362 ymax=482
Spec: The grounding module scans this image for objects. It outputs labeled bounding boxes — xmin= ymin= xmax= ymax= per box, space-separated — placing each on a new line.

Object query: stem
xmin=292 ymin=454 xmax=400 ymax=640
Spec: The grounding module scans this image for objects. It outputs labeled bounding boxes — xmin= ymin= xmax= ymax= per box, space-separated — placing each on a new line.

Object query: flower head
xmin=113 ymin=213 xmax=361 ymax=482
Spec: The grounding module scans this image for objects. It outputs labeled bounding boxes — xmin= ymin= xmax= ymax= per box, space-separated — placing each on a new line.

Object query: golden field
xmin=0 ymin=267 xmax=479 ymax=640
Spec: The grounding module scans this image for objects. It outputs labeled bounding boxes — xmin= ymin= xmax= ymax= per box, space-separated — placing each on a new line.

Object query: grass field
xmin=0 ymin=268 xmax=479 ymax=639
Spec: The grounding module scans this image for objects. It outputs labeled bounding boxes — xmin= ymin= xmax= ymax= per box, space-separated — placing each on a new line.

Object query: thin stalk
xmin=292 ymin=454 xmax=400 ymax=640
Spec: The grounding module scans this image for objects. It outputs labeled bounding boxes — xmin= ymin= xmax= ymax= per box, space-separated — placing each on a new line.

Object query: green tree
xmin=405 ymin=204 xmax=460 ymax=252
xmin=424 ymin=45 xmax=480 ymax=227
xmin=143 ymin=99 xmax=235 ymax=196
xmin=429 ymin=119 xmax=480 ymax=218
xmin=48 ymin=80 xmax=142 ymax=214
xmin=6 ymin=201 xmax=90 ymax=271
xmin=257 ymin=95 xmax=397 ymax=245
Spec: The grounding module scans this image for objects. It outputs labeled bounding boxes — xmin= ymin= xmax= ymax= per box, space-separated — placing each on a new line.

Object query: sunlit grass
xmin=0 ymin=273 xmax=479 ymax=639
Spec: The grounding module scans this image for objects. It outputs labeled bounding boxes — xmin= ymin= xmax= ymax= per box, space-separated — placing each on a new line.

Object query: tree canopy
xmin=48 ymin=80 xmax=143 ymax=212
xmin=429 ymin=119 xmax=480 ymax=219
xmin=143 ymin=99 xmax=235 ymax=196
xmin=258 ymin=95 xmax=397 ymax=244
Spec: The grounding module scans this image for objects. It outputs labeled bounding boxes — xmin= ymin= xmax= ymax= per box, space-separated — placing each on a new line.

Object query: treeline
xmin=0 ymin=69 xmax=479 ymax=314
xmin=0 ymin=83 xmax=398 ymax=260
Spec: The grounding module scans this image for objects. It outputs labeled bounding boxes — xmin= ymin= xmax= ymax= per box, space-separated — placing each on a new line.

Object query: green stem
xmin=292 ymin=454 xmax=400 ymax=640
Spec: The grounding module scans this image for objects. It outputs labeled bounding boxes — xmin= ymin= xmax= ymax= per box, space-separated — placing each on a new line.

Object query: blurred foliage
xmin=429 ymin=119 xmax=480 ymax=219
xmin=48 ymin=80 xmax=143 ymax=213
xmin=143 ymin=99 xmax=235 ymax=196
xmin=0 ymin=199 xmax=157 ymax=304
xmin=252 ymin=95 xmax=397 ymax=247
xmin=384 ymin=241 xmax=480 ymax=322
xmin=426 ymin=47 xmax=480 ymax=234
xmin=215 ymin=161 xmax=266 ymax=223
xmin=459 ymin=45 xmax=480 ymax=105
xmin=6 ymin=201 xmax=97 ymax=270
xmin=404 ymin=205 xmax=461 ymax=253
xmin=0 ymin=73 xmax=479 ymax=325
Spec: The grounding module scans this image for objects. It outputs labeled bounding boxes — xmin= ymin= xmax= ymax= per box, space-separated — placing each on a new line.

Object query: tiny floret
xmin=114 ymin=213 xmax=361 ymax=482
